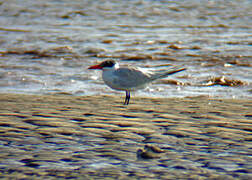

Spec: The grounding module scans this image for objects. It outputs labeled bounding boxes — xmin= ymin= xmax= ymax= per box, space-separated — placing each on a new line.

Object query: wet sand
xmin=0 ymin=93 xmax=251 ymax=179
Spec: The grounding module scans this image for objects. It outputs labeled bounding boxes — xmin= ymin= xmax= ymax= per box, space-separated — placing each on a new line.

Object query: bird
xmin=88 ymin=60 xmax=186 ymax=105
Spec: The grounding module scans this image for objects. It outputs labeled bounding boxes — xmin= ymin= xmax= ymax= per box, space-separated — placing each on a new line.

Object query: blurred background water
xmin=0 ymin=0 xmax=251 ymax=99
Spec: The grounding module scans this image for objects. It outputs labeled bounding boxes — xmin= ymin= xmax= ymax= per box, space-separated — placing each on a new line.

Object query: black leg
xmin=124 ymin=91 xmax=127 ymax=105
xmin=124 ymin=90 xmax=130 ymax=105
xmin=127 ymin=91 xmax=130 ymax=105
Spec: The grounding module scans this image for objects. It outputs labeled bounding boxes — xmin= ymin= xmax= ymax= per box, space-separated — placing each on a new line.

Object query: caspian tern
xmin=88 ymin=60 xmax=186 ymax=105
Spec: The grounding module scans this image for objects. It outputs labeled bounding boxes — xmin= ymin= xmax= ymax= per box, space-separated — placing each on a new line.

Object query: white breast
xmin=102 ymin=70 xmax=123 ymax=90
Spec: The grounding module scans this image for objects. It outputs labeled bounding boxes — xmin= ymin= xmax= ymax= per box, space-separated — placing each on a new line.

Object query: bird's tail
xmin=150 ymin=67 xmax=186 ymax=80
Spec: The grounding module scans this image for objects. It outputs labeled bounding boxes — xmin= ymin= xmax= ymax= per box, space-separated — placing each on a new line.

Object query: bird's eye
xmin=103 ymin=60 xmax=115 ymax=67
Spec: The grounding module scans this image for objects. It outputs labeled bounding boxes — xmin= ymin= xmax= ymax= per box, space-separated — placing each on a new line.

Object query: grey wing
xmin=150 ymin=66 xmax=186 ymax=80
xmin=113 ymin=68 xmax=152 ymax=88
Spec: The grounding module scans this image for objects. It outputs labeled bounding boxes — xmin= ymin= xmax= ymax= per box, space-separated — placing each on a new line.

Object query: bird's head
xmin=88 ymin=60 xmax=117 ymax=70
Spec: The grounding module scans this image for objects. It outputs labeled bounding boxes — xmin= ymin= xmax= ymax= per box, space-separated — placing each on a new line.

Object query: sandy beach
xmin=0 ymin=0 xmax=251 ymax=179
xmin=0 ymin=93 xmax=251 ymax=179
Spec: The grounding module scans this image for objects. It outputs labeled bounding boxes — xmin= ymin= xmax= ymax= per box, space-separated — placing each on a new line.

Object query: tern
xmin=88 ymin=60 xmax=186 ymax=105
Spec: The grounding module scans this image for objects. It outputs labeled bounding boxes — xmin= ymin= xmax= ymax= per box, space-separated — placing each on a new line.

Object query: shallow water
xmin=0 ymin=0 xmax=251 ymax=98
